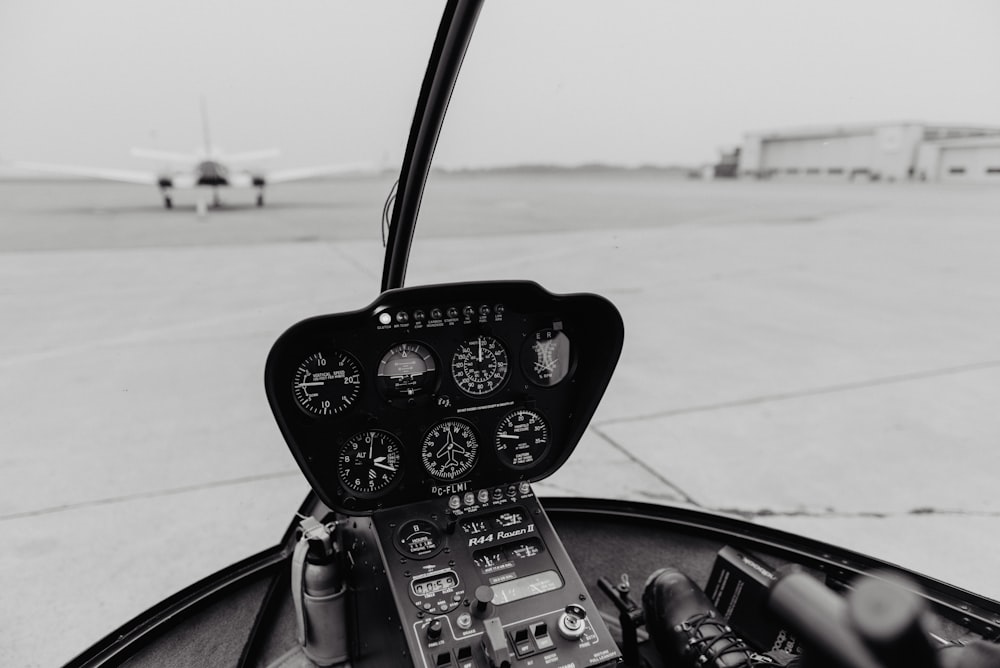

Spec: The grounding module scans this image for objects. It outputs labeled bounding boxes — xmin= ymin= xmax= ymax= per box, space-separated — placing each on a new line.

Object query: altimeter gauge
xmin=451 ymin=335 xmax=509 ymax=396
xmin=338 ymin=430 xmax=402 ymax=496
xmin=377 ymin=342 xmax=438 ymax=398
xmin=421 ymin=419 xmax=479 ymax=480
xmin=292 ymin=351 xmax=362 ymax=416
xmin=495 ymin=409 xmax=550 ymax=469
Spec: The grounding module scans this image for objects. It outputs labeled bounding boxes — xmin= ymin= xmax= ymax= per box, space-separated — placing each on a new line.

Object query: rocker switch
xmin=531 ymin=621 xmax=554 ymax=650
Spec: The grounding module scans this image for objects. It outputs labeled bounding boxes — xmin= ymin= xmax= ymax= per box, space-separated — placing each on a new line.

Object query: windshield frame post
xmin=380 ymin=0 xmax=484 ymax=292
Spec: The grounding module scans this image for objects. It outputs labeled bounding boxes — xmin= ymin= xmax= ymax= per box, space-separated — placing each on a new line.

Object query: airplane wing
xmin=13 ymin=162 xmax=159 ymax=185
xmin=266 ymin=162 xmax=376 ymax=184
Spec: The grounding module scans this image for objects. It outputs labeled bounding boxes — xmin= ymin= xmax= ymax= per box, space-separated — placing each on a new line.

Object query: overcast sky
xmin=2 ymin=0 xmax=999 ymax=171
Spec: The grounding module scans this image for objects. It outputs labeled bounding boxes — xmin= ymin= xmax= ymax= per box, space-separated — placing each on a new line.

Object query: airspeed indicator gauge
xmin=292 ymin=351 xmax=362 ymax=416
xmin=451 ymin=335 xmax=509 ymax=397
xmin=421 ymin=419 xmax=479 ymax=480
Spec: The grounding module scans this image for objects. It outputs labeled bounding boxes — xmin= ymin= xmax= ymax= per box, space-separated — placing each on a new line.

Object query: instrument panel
xmin=265 ymin=281 xmax=624 ymax=515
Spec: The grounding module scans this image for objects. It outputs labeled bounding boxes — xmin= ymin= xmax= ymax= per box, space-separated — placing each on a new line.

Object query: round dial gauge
xmin=292 ymin=351 xmax=362 ymax=416
xmin=395 ymin=519 xmax=444 ymax=559
xmin=338 ymin=430 xmax=402 ymax=496
xmin=451 ymin=335 xmax=509 ymax=397
xmin=495 ymin=409 xmax=550 ymax=469
xmin=522 ymin=329 xmax=572 ymax=387
xmin=421 ymin=420 xmax=479 ymax=480
xmin=377 ymin=342 xmax=438 ymax=398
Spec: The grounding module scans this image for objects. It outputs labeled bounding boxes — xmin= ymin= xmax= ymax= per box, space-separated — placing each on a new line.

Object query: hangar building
xmin=739 ymin=122 xmax=1000 ymax=183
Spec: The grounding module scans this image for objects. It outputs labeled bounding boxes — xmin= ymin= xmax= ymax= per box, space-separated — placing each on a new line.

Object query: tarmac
xmin=2 ymin=175 xmax=999 ymax=666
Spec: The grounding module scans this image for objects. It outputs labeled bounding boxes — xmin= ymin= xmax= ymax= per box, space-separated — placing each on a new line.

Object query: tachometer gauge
xmin=522 ymin=328 xmax=571 ymax=386
xmin=495 ymin=409 xmax=550 ymax=469
xmin=421 ymin=419 xmax=479 ymax=480
xmin=292 ymin=351 xmax=362 ymax=416
xmin=338 ymin=430 xmax=402 ymax=496
xmin=451 ymin=335 xmax=509 ymax=396
xmin=377 ymin=342 xmax=438 ymax=398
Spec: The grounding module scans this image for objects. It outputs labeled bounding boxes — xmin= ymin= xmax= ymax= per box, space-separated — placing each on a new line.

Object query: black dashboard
xmin=264 ymin=281 xmax=624 ymax=515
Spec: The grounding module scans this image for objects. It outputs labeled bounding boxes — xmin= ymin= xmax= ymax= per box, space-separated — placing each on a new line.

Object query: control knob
xmin=426 ymin=618 xmax=443 ymax=642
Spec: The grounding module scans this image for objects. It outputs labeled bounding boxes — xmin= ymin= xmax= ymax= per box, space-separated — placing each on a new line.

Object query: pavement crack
xmin=594 ymin=358 xmax=1000 ymax=426
xmin=588 ymin=424 xmax=700 ymax=506
xmin=0 ymin=470 xmax=303 ymax=522
xmin=709 ymin=506 xmax=1000 ymax=521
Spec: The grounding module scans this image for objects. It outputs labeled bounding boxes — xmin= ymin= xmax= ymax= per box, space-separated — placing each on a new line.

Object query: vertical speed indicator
xmin=292 ymin=351 xmax=362 ymax=416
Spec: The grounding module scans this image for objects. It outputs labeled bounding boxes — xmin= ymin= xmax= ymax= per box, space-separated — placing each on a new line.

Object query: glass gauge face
xmin=292 ymin=351 xmax=362 ymax=416
xmin=451 ymin=335 xmax=509 ymax=396
xmin=338 ymin=430 xmax=402 ymax=496
xmin=377 ymin=342 xmax=438 ymax=398
xmin=421 ymin=419 xmax=479 ymax=480
xmin=495 ymin=409 xmax=550 ymax=469
xmin=522 ymin=329 xmax=571 ymax=387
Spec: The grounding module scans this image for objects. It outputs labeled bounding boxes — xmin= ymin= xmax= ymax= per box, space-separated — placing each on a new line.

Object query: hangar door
xmin=938 ymin=146 xmax=1000 ymax=183
xmin=761 ymin=134 xmax=876 ymax=177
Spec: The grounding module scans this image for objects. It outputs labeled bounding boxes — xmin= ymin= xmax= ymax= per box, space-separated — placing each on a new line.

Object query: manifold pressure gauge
xmin=292 ymin=351 xmax=362 ymax=416
xmin=421 ymin=419 xmax=479 ymax=480
xmin=451 ymin=335 xmax=509 ymax=396
xmin=495 ymin=409 xmax=550 ymax=469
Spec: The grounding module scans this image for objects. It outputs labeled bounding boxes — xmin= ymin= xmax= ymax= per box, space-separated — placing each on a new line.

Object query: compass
xmin=421 ymin=419 xmax=479 ymax=480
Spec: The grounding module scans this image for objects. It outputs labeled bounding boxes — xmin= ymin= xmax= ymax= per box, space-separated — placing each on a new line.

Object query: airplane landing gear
xmin=163 ymin=196 xmax=173 ymax=209
xmin=256 ymin=192 xmax=265 ymax=207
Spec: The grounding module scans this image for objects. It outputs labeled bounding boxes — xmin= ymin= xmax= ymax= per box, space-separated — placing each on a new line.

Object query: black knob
xmin=426 ymin=618 xmax=443 ymax=642
xmin=473 ymin=585 xmax=494 ymax=617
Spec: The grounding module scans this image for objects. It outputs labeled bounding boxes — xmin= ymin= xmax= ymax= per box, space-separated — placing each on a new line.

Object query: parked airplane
xmin=14 ymin=101 xmax=371 ymax=209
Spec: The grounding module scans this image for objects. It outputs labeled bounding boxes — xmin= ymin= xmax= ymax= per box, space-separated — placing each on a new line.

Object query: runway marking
xmin=0 ymin=470 xmax=302 ymax=523
xmin=594 ymin=358 xmax=1000 ymax=427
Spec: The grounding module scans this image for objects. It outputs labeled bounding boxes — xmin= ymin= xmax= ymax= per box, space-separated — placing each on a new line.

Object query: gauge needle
xmin=373 ymin=456 xmax=395 ymax=472
xmin=498 ymin=433 xmax=519 ymax=440
xmin=478 ymin=338 xmax=483 ymax=362
xmin=296 ymin=381 xmax=325 ymax=387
